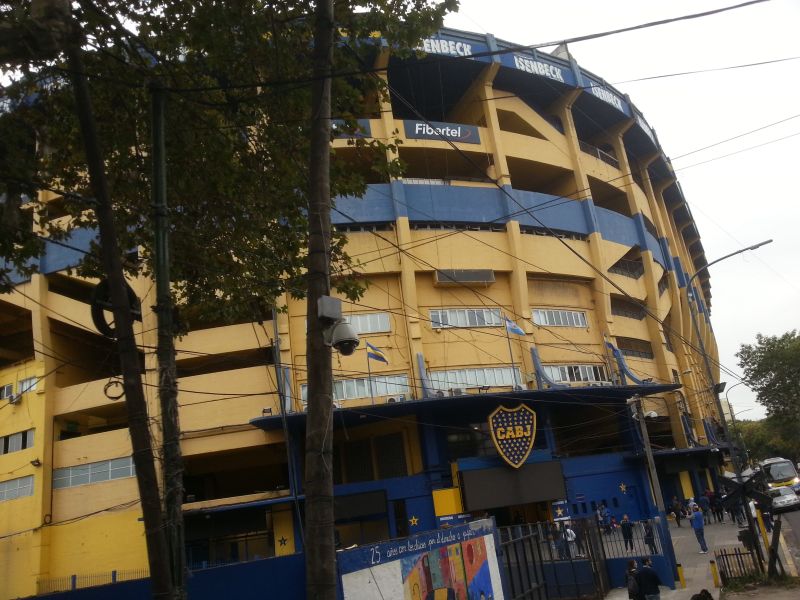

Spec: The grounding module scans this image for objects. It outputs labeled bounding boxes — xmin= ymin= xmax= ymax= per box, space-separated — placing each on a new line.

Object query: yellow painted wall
xmin=46 ymin=509 xmax=148 ymax=577
xmin=272 ymin=506 xmax=296 ymax=556
xmin=679 ymin=471 xmax=694 ymax=499
xmin=432 ymin=488 xmax=463 ymax=516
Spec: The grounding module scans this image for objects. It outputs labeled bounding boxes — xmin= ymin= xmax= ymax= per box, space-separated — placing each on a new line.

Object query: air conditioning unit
xmin=386 ymin=395 xmax=406 ymax=404
xmin=8 ymin=393 xmax=21 ymax=405
xmin=449 ymin=388 xmax=464 ymax=397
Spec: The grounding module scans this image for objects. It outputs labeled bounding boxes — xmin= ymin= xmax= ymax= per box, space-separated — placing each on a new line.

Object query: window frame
xmin=543 ymin=363 xmax=609 ymax=384
xmin=343 ymin=312 xmax=391 ymax=335
xmin=429 ymin=366 xmax=521 ymax=392
xmin=0 ymin=475 xmax=34 ymax=502
xmin=52 ymin=456 xmax=136 ymax=489
xmin=532 ymin=308 xmax=588 ymax=328
xmin=429 ymin=308 xmax=503 ymax=329
xmin=302 ymin=374 xmax=409 ymax=403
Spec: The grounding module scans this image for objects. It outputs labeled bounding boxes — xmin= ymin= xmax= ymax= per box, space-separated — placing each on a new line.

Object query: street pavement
xmin=604 ymin=513 xmax=799 ymax=600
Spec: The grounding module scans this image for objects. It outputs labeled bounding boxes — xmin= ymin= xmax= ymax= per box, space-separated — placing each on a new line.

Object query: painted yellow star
xmin=619 ymin=482 xmax=627 ymax=494
xmin=409 ymin=516 xmax=419 ymax=526
xmin=555 ymin=507 xmax=564 ymax=517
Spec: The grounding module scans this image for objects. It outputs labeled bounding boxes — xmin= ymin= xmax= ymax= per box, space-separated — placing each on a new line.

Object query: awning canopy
xmin=250 ymin=383 xmax=681 ymax=432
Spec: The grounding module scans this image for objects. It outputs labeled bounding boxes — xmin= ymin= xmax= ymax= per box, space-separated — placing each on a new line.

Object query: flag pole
xmin=366 ymin=350 xmax=375 ymax=405
xmin=505 ymin=316 xmax=520 ymax=389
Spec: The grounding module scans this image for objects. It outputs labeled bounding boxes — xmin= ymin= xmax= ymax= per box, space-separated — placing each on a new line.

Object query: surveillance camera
xmin=326 ymin=321 xmax=360 ymax=356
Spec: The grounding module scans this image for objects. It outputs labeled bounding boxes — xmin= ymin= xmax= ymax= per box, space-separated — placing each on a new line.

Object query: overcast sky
xmin=445 ymin=0 xmax=800 ymax=420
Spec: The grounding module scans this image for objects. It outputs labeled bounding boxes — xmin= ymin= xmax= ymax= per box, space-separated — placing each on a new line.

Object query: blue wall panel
xmin=595 ymin=208 xmax=639 ymax=248
xmin=332 ymin=184 xmax=396 ymax=223
xmin=39 ymin=228 xmax=96 ymax=275
xmin=561 ymin=454 xmax=655 ymax=522
xmin=37 ymin=554 xmax=306 ymax=600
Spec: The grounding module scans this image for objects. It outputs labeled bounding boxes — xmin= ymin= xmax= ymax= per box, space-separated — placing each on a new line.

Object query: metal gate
xmin=497 ymin=518 xmax=608 ymax=600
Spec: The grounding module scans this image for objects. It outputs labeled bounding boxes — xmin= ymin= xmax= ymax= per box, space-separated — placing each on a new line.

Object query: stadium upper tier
xmin=330 ymin=27 xmax=712 ymax=305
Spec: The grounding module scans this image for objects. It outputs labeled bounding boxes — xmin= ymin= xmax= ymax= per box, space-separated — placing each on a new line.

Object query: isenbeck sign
xmin=404 ymin=120 xmax=481 ymax=144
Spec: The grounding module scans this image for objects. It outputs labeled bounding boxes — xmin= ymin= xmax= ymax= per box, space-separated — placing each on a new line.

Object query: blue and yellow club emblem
xmin=489 ymin=404 xmax=537 ymax=469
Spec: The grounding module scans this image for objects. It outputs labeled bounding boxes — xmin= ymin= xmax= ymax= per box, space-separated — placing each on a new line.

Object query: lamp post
xmin=686 ymin=239 xmax=771 ymax=570
xmin=685 ymin=238 xmax=771 ymax=465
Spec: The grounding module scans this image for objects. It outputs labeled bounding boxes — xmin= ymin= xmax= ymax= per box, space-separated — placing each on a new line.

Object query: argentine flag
xmin=505 ymin=317 xmax=526 ymax=336
xmin=366 ymin=342 xmax=389 ymax=364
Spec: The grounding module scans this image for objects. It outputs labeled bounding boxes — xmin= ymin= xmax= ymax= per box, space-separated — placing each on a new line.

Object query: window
xmin=0 ymin=429 xmax=35 ymax=455
xmin=429 ymin=366 xmax=521 ymax=391
xmin=0 ymin=384 xmax=12 ymax=399
xmin=429 ymin=308 xmax=503 ymax=329
xmin=338 ymin=432 xmax=408 ymax=483
xmin=53 ymin=456 xmax=135 ymax=489
xmin=374 ymin=433 xmax=408 ymax=479
xmin=610 ymin=297 xmax=645 ymax=320
xmin=543 ymin=364 xmax=609 ymax=384
xmin=615 ymin=337 xmax=654 ymax=360
xmin=0 ymin=476 xmax=34 ymax=502
xmin=18 ymin=377 xmax=38 ymax=394
xmin=532 ymin=309 xmax=588 ymax=328
xmin=343 ymin=312 xmax=391 ymax=334
xmin=301 ymin=374 xmax=409 ymax=403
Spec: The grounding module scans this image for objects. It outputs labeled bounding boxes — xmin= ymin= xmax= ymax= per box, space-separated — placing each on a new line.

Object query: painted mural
xmin=338 ymin=519 xmax=503 ymax=600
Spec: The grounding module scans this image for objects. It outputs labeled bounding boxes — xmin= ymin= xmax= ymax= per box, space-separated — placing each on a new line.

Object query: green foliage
xmin=736 ymin=417 xmax=800 ymax=464
xmin=737 ymin=331 xmax=800 ymax=420
xmin=1 ymin=0 xmax=456 ymax=321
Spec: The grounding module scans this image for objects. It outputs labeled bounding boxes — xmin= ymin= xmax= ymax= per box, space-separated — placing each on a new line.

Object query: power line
xmin=612 ymin=55 xmax=800 ymax=85
xmin=344 ymin=60 xmax=747 ymax=389
xmin=157 ymin=1 xmax=771 ymax=93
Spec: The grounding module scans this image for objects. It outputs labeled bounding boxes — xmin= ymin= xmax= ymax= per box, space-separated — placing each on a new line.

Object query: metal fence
xmin=714 ymin=546 xmax=760 ymax=585
xmin=598 ymin=518 xmax=664 ymax=559
xmin=37 ymin=568 xmax=149 ymax=594
xmin=497 ymin=518 xmax=609 ymax=600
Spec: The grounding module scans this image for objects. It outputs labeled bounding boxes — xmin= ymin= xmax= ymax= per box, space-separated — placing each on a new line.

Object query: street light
xmin=685 ymin=239 xmax=772 ymax=458
xmin=686 ymin=240 xmax=772 ymax=570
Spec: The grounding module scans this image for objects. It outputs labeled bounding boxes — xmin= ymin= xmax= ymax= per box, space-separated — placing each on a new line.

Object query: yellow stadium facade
xmin=0 ymin=28 xmax=725 ymax=597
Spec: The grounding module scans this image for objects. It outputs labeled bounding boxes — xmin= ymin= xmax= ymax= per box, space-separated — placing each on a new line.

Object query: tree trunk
xmin=304 ymin=0 xmax=336 ymax=598
xmin=66 ymin=45 xmax=174 ymax=600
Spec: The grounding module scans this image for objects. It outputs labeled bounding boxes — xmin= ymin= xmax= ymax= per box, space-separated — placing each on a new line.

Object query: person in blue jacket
xmin=689 ymin=505 xmax=708 ymax=553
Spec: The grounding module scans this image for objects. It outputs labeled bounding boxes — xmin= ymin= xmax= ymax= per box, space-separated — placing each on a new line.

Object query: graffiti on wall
xmin=338 ymin=519 xmax=504 ymax=600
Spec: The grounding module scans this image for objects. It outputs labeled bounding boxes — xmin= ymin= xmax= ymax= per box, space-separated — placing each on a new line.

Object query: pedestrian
xmin=637 ymin=557 xmax=662 ymax=600
xmin=621 ymin=514 xmax=634 ymax=552
xmin=626 ymin=559 xmax=642 ymax=600
xmin=689 ymin=505 xmax=708 ymax=554
xmin=711 ymin=495 xmax=724 ymax=523
xmin=573 ymin=519 xmax=587 ymax=557
xmin=671 ymin=497 xmax=683 ymax=527
xmin=598 ymin=503 xmax=611 ymax=534
xmin=698 ymin=494 xmax=711 ymax=525
xmin=565 ymin=522 xmax=577 ymax=558
xmin=643 ymin=520 xmax=657 ymax=555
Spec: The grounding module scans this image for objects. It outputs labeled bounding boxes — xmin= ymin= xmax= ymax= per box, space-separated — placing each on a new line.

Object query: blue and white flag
xmin=505 ymin=317 xmax=526 ymax=336
xmin=366 ymin=342 xmax=388 ymax=364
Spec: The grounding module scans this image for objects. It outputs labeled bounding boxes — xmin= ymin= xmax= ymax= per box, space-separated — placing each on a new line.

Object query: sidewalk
xmin=604 ymin=516 xmax=798 ymax=600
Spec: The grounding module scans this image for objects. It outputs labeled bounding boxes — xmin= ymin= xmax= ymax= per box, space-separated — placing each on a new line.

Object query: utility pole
xmin=151 ymin=81 xmax=187 ymax=599
xmin=305 ymin=0 xmax=337 ymax=599
xmin=632 ymin=395 xmax=666 ymax=513
xmin=305 ymin=0 xmax=336 ymax=600
xmin=65 ymin=44 xmax=173 ymax=600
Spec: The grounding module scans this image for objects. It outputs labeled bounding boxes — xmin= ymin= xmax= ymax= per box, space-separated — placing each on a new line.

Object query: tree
xmin=2 ymin=1 xmax=456 ymax=598
xmin=737 ymin=331 xmax=800 ymax=420
xmin=736 ymin=417 xmax=800 ymax=464
xmin=2 ymin=1 xmax=454 ymax=315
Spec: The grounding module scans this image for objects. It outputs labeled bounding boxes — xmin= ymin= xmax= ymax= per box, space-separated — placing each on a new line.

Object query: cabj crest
xmin=488 ymin=404 xmax=537 ymax=468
